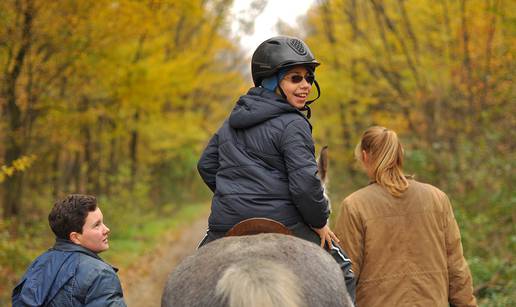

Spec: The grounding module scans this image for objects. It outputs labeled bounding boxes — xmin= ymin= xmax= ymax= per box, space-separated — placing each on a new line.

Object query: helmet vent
xmin=288 ymin=39 xmax=307 ymax=55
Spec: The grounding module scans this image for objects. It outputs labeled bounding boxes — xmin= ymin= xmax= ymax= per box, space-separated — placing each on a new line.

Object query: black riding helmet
xmin=252 ymin=36 xmax=320 ymax=85
xmin=251 ymin=36 xmax=322 ymax=118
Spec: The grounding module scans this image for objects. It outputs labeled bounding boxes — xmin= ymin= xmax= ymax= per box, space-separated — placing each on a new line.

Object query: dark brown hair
xmin=48 ymin=194 xmax=97 ymax=239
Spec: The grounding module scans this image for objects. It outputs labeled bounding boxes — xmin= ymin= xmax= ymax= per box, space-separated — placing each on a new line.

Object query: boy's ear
xmin=69 ymin=232 xmax=82 ymax=245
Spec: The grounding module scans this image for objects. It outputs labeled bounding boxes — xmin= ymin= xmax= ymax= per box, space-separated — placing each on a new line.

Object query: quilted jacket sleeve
xmin=443 ymin=195 xmax=477 ymax=307
xmin=335 ymin=197 xmax=365 ymax=280
xmin=85 ymin=267 xmax=127 ymax=307
xmin=280 ymin=118 xmax=329 ymax=228
xmin=197 ymin=132 xmax=220 ymax=192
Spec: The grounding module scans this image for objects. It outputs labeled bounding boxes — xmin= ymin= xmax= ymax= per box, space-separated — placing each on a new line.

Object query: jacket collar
xmin=52 ymin=238 xmax=118 ymax=272
xmin=248 ymin=86 xmax=282 ymax=100
xmin=252 ymin=87 xmax=313 ymax=129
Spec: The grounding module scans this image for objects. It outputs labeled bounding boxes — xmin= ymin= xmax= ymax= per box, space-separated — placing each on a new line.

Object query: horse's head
xmin=317 ymin=145 xmax=329 ymax=186
xmin=317 ymin=146 xmax=330 ymax=208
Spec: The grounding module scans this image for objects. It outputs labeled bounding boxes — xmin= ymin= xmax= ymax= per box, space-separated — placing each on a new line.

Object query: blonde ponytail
xmin=356 ymin=126 xmax=409 ymax=197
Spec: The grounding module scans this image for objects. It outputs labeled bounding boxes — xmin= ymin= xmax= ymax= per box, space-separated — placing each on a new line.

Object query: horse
xmin=161 ymin=147 xmax=353 ymax=307
xmin=161 ymin=233 xmax=353 ymax=307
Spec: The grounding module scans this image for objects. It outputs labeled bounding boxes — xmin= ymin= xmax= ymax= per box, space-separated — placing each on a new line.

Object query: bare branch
xmin=460 ymin=0 xmax=475 ymax=117
xmin=397 ymin=0 xmax=420 ymax=63
xmin=369 ymin=0 xmax=424 ymax=91
xmin=320 ymin=0 xmax=341 ymax=69
xmin=480 ymin=0 xmax=499 ymax=112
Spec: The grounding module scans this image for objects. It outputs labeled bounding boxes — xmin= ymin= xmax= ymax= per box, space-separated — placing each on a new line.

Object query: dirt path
xmin=119 ymin=215 xmax=208 ymax=307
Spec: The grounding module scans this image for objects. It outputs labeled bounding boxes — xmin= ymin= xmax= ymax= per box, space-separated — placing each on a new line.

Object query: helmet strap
xmin=305 ymin=79 xmax=321 ymax=105
xmin=303 ymin=105 xmax=312 ymax=118
xmin=278 ymin=79 xmax=320 ymax=119
xmin=301 ymin=80 xmax=321 ymax=118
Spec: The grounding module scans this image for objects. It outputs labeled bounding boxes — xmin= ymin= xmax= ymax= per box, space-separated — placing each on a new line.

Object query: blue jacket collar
xmin=52 ymin=238 xmax=100 ymax=258
xmin=52 ymin=238 xmax=118 ymax=271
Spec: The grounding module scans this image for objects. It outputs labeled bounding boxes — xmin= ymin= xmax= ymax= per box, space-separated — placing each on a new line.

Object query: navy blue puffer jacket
xmin=12 ymin=239 xmax=126 ymax=307
xmin=198 ymin=87 xmax=329 ymax=232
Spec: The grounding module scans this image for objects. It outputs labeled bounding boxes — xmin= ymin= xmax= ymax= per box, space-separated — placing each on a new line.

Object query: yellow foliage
xmin=304 ymin=0 xmax=514 ymax=163
xmin=0 ymin=155 xmax=37 ymax=183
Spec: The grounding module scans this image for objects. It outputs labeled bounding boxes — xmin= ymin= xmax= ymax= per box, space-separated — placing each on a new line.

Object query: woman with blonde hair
xmin=334 ymin=126 xmax=477 ymax=306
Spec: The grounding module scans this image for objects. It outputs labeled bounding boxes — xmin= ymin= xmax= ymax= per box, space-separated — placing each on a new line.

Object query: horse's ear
xmin=318 ymin=146 xmax=328 ymax=184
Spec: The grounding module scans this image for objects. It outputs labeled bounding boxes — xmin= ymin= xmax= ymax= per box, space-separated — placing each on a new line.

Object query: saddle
xmin=226 ymin=218 xmax=293 ymax=237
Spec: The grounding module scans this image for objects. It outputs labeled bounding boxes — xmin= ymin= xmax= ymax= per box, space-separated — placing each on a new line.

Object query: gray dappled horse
xmin=161 ymin=147 xmax=352 ymax=307
xmin=161 ymin=233 xmax=353 ymax=307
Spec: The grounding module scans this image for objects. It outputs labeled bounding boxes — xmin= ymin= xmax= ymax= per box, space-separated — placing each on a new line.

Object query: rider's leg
xmin=288 ymin=222 xmax=356 ymax=302
xmin=197 ymin=230 xmax=226 ymax=248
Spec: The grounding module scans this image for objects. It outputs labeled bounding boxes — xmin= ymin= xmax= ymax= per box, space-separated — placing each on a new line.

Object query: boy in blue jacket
xmin=12 ymin=194 xmax=126 ymax=307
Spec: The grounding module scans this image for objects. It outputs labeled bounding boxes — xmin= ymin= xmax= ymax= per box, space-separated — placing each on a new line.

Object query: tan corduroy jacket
xmin=335 ymin=179 xmax=477 ymax=307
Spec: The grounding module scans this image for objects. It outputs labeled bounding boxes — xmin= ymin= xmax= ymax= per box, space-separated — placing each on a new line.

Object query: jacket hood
xmin=229 ymin=87 xmax=304 ymax=129
xmin=13 ymin=239 xmax=116 ymax=306
xmin=14 ymin=240 xmax=78 ymax=306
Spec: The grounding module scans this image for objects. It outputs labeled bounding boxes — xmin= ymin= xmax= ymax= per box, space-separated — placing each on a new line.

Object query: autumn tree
xmin=304 ymin=0 xmax=514 ymax=301
xmin=0 ymin=0 xmax=247 ymax=217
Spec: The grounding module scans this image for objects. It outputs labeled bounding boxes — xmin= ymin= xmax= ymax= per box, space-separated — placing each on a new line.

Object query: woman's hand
xmin=312 ymin=224 xmax=340 ymax=249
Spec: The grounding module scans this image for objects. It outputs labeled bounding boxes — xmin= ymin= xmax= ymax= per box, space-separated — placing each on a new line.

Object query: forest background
xmin=0 ymin=0 xmax=514 ymax=305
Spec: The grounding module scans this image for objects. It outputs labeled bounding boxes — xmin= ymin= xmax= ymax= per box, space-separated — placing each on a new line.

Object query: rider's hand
xmin=312 ymin=224 xmax=340 ymax=249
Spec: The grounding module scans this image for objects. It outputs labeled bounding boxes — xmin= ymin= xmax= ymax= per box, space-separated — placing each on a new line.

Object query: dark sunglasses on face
xmin=284 ymin=74 xmax=315 ymax=85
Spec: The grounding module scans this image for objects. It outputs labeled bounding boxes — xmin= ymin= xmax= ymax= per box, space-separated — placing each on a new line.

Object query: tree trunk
xmin=72 ymin=151 xmax=82 ymax=193
xmin=370 ymin=0 xmax=423 ymax=91
xmin=93 ymin=116 xmax=102 ymax=195
xmin=397 ymin=0 xmax=420 ymax=64
xmin=106 ymin=121 xmax=118 ymax=197
xmin=51 ymin=147 xmax=61 ymax=199
xmin=3 ymin=74 xmax=24 ymax=218
xmin=480 ymin=0 xmax=498 ymax=117
xmin=129 ymin=110 xmax=140 ymax=187
xmin=460 ymin=0 xmax=475 ymax=127
xmin=1 ymin=0 xmax=34 ymax=218
xmin=320 ymin=1 xmax=341 ymax=69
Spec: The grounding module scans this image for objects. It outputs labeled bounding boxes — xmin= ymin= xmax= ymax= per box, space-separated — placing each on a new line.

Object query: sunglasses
xmin=284 ymin=74 xmax=315 ymax=85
